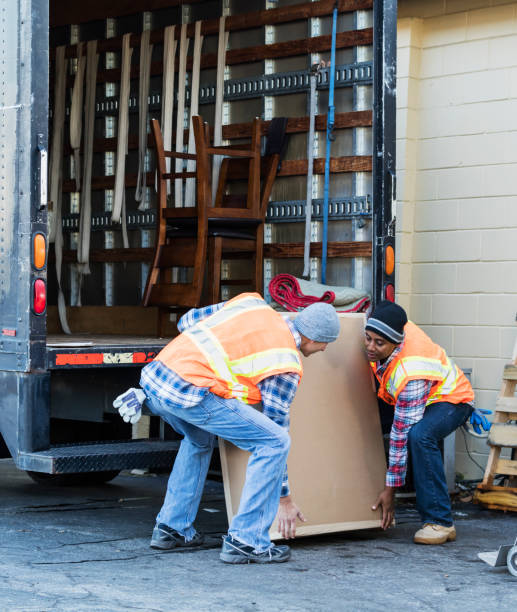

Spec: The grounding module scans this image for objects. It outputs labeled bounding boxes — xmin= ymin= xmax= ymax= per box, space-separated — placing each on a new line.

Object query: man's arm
xmin=257 ymin=372 xmax=306 ymax=538
xmin=177 ymin=301 xmax=225 ymax=332
xmin=373 ymin=379 xmax=432 ymax=529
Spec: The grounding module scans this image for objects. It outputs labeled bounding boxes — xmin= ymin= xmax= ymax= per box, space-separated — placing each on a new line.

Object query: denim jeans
xmin=408 ymin=401 xmax=472 ymax=527
xmin=145 ymin=391 xmax=290 ymax=553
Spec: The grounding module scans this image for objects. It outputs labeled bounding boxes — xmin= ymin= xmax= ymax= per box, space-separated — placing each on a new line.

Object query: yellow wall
xmin=396 ymin=0 xmax=517 ymax=477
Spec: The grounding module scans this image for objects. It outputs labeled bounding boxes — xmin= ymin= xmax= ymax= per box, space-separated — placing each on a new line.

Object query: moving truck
xmin=0 ymin=0 xmax=396 ymax=483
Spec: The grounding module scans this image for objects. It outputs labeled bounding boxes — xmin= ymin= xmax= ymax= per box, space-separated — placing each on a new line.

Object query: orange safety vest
xmin=371 ymin=321 xmax=474 ymax=407
xmin=155 ymin=293 xmax=303 ymax=404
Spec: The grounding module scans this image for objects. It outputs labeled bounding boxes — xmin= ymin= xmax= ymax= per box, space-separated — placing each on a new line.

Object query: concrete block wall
xmin=396 ymin=0 xmax=517 ymax=479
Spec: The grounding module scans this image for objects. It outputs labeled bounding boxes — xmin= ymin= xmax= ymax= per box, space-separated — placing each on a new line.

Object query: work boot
xmin=414 ymin=523 xmax=456 ymax=545
xmin=150 ymin=523 xmax=204 ymax=550
xmin=219 ymin=535 xmax=291 ymax=564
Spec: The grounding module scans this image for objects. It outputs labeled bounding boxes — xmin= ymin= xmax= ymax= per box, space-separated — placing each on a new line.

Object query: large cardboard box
xmin=219 ymin=313 xmax=386 ymax=539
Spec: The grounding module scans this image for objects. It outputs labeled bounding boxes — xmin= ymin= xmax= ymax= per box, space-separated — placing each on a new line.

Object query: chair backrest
xmin=192 ymin=115 xmax=262 ymax=217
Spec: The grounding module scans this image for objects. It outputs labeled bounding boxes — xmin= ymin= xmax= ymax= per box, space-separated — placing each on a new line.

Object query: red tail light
xmin=384 ymin=283 xmax=395 ymax=302
xmin=33 ymin=279 xmax=46 ymax=314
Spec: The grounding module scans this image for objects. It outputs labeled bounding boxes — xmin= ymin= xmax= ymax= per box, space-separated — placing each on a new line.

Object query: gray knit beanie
xmin=293 ymin=303 xmax=340 ymax=343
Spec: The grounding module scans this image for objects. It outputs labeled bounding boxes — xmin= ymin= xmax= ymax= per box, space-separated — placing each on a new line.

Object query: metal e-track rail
xmin=94 ymin=61 xmax=373 ymax=117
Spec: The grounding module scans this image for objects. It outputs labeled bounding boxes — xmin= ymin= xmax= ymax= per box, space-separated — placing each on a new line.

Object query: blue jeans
xmin=145 ymin=391 xmax=290 ymax=553
xmin=408 ymin=401 xmax=472 ymax=527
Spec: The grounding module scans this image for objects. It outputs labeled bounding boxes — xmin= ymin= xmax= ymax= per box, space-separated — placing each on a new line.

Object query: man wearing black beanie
xmin=365 ymin=301 xmax=475 ymax=544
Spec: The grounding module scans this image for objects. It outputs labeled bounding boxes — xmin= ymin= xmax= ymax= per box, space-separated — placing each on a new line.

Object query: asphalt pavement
xmin=1 ymin=458 xmax=516 ymax=612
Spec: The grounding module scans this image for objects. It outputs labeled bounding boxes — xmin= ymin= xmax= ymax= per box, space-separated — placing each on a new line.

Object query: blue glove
xmin=469 ymin=408 xmax=492 ymax=435
xmin=113 ymin=388 xmax=146 ymax=424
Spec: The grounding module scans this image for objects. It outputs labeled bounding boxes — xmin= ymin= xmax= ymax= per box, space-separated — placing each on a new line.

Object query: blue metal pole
xmin=322 ymin=3 xmax=338 ymax=285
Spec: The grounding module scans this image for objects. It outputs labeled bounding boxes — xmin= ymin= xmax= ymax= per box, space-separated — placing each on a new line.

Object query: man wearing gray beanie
xmin=114 ymin=292 xmax=339 ymax=564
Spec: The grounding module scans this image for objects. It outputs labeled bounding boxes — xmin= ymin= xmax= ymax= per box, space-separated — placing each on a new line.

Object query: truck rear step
xmin=17 ymin=439 xmax=180 ymax=474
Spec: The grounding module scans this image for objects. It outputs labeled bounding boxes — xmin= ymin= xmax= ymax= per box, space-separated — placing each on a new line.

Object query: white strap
xmin=160 ymin=25 xmax=177 ymax=195
xmin=212 ymin=17 xmax=229 ymax=202
xmin=48 ymin=45 xmax=67 ymax=244
xmin=77 ymin=40 xmax=99 ymax=274
xmin=50 ymin=45 xmax=71 ymax=333
xmin=175 ymin=24 xmax=189 ymax=208
xmin=113 ymin=33 xmax=133 ymax=224
xmin=184 ymin=21 xmax=204 ymax=208
xmin=135 ymin=29 xmax=153 ymax=207
xmin=303 ymin=71 xmax=318 ymax=278
xmin=69 ymin=42 xmax=85 ymax=191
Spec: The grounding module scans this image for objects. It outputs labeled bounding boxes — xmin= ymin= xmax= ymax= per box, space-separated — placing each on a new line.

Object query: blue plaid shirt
xmin=140 ymin=301 xmax=300 ymax=496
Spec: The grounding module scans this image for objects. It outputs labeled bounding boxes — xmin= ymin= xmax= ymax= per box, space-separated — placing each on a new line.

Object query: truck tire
xmin=26 ymin=470 xmax=121 ymax=486
xmin=508 ymin=546 xmax=517 ymax=578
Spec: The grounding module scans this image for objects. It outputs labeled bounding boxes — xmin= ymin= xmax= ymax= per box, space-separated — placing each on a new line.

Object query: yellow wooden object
xmin=475 ymin=340 xmax=517 ymax=512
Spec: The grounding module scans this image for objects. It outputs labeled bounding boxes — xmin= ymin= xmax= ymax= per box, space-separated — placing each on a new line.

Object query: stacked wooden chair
xmin=143 ymin=115 xmax=283 ymax=334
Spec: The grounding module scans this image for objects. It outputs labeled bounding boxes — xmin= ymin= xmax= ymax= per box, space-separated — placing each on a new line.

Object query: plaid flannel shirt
xmin=374 ymin=342 xmax=432 ymax=488
xmin=140 ymin=301 xmax=300 ymax=497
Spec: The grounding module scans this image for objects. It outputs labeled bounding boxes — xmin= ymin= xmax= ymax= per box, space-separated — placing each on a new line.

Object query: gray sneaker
xmin=219 ymin=535 xmax=291 ymax=564
xmin=150 ymin=523 xmax=204 ymax=550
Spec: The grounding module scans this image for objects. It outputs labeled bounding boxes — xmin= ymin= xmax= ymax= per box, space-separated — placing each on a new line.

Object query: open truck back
xmin=0 ymin=0 xmax=396 ymax=482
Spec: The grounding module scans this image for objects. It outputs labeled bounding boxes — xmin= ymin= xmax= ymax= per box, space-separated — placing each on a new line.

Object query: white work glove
xmin=113 ymin=388 xmax=146 ymax=424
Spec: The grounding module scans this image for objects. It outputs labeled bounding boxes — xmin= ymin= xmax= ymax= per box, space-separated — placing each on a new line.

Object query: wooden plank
xmin=219 ymin=314 xmax=386 ymax=540
xmin=223 ymin=111 xmax=373 ymax=139
xmin=264 ymin=241 xmax=372 ymax=259
xmin=494 ymin=458 xmax=517 ymax=476
xmin=50 ymin=0 xmax=205 ymax=28
xmin=56 ymin=243 xmax=370 ymax=264
xmin=226 ymin=156 xmax=372 ymax=180
xmin=46 ymin=305 xmax=176 ymax=336
xmin=488 ymin=424 xmax=517 ymax=448
xmin=68 ymin=112 xmax=372 ymax=157
xmin=55 ymin=248 xmax=154 ymax=264
xmin=63 ymin=29 xmax=372 ymax=84
xmin=53 ymin=0 xmax=373 ymax=43
xmin=62 ymin=172 xmax=154 ymax=193
xmin=495 ymin=396 xmax=517 ymax=414
xmin=503 ymin=364 xmax=517 ymax=381
xmin=279 ymin=156 xmax=372 ymax=176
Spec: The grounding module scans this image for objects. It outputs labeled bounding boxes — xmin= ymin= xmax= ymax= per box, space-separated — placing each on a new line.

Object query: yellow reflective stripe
xmin=428 ymin=359 xmax=459 ymax=403
xmin=388 ymin=355 xmax=461 ymax=400
xmin=203 ymin=296 xmax=269 ymax=329
xmin=185 ymin=323 xmax=249 ymax=401
xmin=400 ymin=356 xmax=449 ymax=377
xmin=230 ymin=348 xmax=302 ymax=378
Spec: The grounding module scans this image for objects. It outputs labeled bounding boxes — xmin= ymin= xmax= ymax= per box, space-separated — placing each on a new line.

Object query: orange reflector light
xmin=385 ymin=245 xmax=395 ymax=276
xmin=385 ymin=283 xmax=395 ymax=302
xmin=34 ymin=279 xmax=46 ymax=314
xmin=33 ymin=233 xmax=46 ymax=269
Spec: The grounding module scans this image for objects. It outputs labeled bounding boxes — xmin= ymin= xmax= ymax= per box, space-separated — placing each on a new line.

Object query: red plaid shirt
xmin=374 ymin=343 xmax=432 ymax=488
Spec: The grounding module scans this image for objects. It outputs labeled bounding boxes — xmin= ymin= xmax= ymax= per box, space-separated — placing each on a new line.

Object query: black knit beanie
xmin=365 ymin=300 xmax=408 ymax=344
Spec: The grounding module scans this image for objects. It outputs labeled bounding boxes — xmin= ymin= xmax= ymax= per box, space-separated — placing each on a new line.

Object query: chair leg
xmin=208 ymin=237 xmax=223 ymax=304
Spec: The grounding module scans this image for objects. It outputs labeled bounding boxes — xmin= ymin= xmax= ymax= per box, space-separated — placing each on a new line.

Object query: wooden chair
xmin=143 ymin=115 xmax=281 ymax=332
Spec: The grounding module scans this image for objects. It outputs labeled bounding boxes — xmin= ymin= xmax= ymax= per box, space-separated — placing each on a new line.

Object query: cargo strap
xmin=77 ymin=40 xmax=99 ymax=275
xmin=160 ymin=25 xmax=177 ymax=195
xmin=321 ymin=3 xmax=338 ymax=284
xmin=135 ymin=29 xmax=153 ymax=208
xmin=212 ymin=16 xmax=229 ymax=202
xmin=185 ymin=20 xmax=204 ymax=208
xmin=303 ymin=65 xmax=319 ymax=278
xmin=49 ymin=45 xmax=71 ymax=333
xmin=113 ymin=33 xmax=133 ymax=250
xmin=175 ymin=24 xmax=189 ymax=207
xmin=69 ymin=42 xmax=85 ymax=191
xmin=49 ymin=45 xmax=66 ymax=245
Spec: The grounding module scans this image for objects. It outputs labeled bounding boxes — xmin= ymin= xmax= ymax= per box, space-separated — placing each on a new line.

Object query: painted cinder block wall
xmin=395 ymin=0 xmax=517 ymax=479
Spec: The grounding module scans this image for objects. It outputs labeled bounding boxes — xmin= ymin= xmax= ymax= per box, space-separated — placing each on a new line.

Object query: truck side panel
xmin=0 ymin=0 xmax=48 ymax=374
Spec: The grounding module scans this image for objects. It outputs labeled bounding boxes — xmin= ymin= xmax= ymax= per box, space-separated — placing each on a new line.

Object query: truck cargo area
xmin=0 ymin=0 xmax=396 ymax=478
